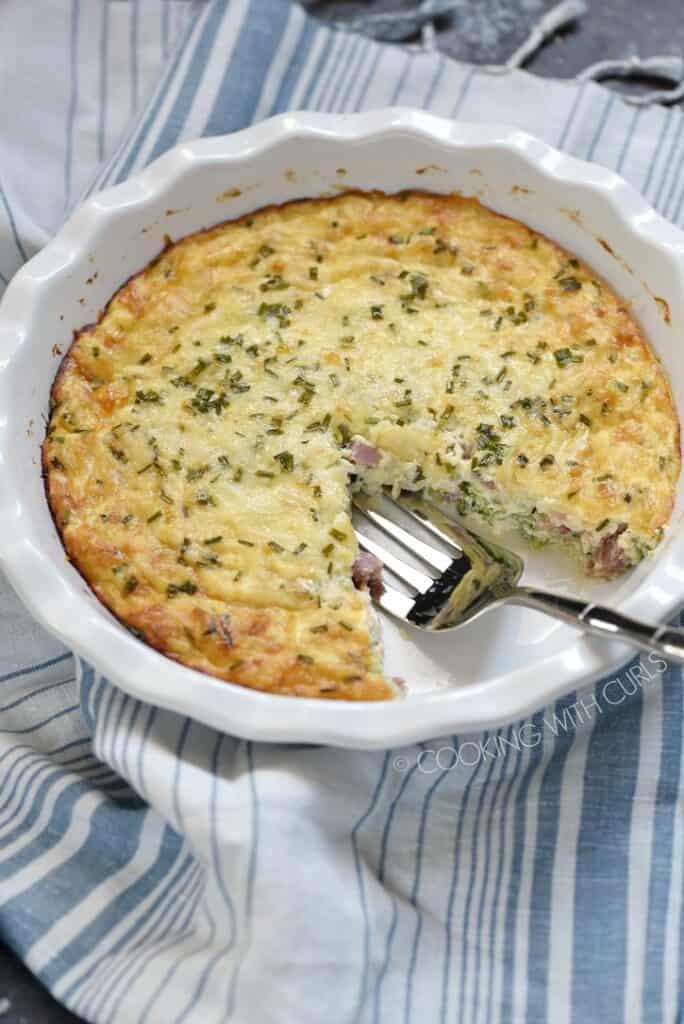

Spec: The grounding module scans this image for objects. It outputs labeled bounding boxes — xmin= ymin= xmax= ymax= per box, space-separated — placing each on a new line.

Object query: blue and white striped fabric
xmin=2 ymin=2 xmax=684 ymax=1022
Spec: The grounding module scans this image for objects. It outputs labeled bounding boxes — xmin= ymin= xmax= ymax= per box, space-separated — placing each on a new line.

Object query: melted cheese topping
xmin=44 ymin=192 xmax=680 ymax=699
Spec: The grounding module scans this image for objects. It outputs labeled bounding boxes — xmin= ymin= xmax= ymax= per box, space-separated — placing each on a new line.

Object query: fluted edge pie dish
xmin=2 ymin=109 xmax=684 ymax=746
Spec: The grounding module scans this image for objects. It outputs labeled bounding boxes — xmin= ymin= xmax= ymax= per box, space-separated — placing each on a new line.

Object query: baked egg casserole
xmin=44 ymin=192 xmax=680 ymax=700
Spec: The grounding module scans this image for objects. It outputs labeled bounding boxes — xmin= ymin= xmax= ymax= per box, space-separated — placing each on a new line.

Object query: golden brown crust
xmin=44 ymin=191 xmax=680 ymax=698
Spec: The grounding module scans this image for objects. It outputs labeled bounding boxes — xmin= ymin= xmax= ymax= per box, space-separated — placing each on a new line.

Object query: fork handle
xmin=509 ymin=587 xmax=684 ymax=665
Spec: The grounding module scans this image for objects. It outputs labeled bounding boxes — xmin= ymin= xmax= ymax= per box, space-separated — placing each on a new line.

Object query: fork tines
xmin=352 ymin=493 xmax=470 ymax=625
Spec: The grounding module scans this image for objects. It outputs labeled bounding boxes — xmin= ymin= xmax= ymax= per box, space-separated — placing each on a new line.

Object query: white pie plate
xmin=1 ymin=108 xmax=684 ymax=749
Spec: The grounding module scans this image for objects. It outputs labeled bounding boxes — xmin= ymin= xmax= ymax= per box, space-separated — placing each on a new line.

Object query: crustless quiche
xmin=44 ymin=192 xmax=680 ymax=700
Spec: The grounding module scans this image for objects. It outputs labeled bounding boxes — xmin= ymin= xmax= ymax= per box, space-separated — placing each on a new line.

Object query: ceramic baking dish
xmin=1 ymin=108 xmax=684 ymax=748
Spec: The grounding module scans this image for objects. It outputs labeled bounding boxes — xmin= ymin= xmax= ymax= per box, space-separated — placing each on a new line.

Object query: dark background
xmin=2 ymin=0 xmax=683 ymax=1020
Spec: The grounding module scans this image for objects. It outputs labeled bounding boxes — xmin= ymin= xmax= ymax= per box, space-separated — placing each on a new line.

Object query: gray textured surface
xmin=2 ymin=1 xmax=683 ymax=1021
xmin=312 ymin=0 xmax=684 ymax=81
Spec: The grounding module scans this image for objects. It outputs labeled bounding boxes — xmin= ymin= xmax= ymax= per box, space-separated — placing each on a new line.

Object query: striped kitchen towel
xmin=1 ymin=2 xmax=684 ymax=1022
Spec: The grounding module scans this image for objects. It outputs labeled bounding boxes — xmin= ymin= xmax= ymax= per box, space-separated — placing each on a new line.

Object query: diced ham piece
xmin=544 ymin=513 xmax=571 ymax=536
xmin=352 ymin=551 xmax=385 ymax=599
xmin=349 ymin=439 xmax=381 ymax=468
xmin=590 ymin=525 xmax=628 ymax=577
xmin=536 ymin=513 xmax=571 ymax=538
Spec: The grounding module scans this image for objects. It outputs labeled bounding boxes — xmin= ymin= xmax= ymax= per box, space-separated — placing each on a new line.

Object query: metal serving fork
xmin=352 ymin=490 xmax=684 ymax=665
